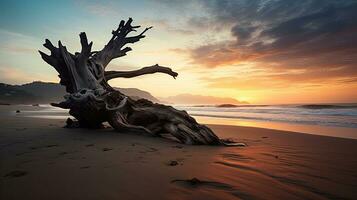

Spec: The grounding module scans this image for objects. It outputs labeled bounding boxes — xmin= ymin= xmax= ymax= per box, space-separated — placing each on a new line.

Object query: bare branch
xmin=105 ymin=64 xmax=178 ymax=81
xmin=43 ymin=39 xmax=57 ymax=52
xmin=93 ymin=18 xmax=153 ymax=68
xmin=77 ymin=32 xmax=92 ymax=67
xmin=125 ymin=26 xmax=152 ymax=44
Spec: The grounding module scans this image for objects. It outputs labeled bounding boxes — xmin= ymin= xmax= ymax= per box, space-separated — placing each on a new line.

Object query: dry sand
xmin=1 ymin=105 xmax=357 ymax=200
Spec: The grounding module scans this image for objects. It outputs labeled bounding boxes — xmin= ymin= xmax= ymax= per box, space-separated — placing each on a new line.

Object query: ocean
xmin=175 ymin=104 xmax=357 ymax=128
xmin=17 ymin=103 xmax=357 ymax=140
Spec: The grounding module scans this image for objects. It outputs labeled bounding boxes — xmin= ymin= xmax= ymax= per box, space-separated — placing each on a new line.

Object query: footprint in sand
xmin=30 ymin=144 xmax=59 ymax=150
xmin=131 ymin=143 xmax=141 ymax=146
xmin=102 ymin=148 xmax=113 ymax=151
xmin=140 ymin=147 xmax=159 ymax=153
xmin=148 ymin=147 xmax=158 ymax=152
xmin=167 ymin=158 xmax=184 ymax=166
xmin=171 ymin=177 xmax=255 ymax=199
xmin=4 ymin=170 xmax=28 ymax=178
xmin=172 ymin=145 xmax=184 ymax=149
xmin=168 ymin=160 xmax=179 ymax=166
xmin=15 ymin=128 xmax=27 ymax=131
xmin=171 ymin=178 xmax=233 ymax=190
xmin=46 ymin=144 xmax=59 ymax=148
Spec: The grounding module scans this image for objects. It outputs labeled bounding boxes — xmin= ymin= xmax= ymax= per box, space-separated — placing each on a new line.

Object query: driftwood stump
xmin=39 ymin=18 xmax=238 ymax=145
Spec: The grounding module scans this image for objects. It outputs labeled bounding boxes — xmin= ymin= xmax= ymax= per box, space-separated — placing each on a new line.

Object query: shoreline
xmin=197 ymin=116 xmax=357 ymax=140
xmin=3 ymin=104 xmax=357 ymax=140
xmin=1 ymin=105 xmax=357 ymax=199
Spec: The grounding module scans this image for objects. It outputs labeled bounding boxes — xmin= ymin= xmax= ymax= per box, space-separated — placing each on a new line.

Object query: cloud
xmin=74 ymin=0 xmax=119 ymax=17
xmin=143 ymin=19 xmax=195 ymax=35
xmin=0 ymin=29 xmax=39 ymax=55
xmin=160 ymin=93 xmax=246 ymax=104
xmin=200 ymin=65 xmax=357 ymax=91
xmin=1 ymin=46 xmax=35 ymax=54
xmin=177 ymin=0 xmax=357 ymax=86
xmin=0 ymin=67 xmax=52 ymax=84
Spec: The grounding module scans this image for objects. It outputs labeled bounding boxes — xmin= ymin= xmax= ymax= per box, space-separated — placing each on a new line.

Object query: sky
xmin=1 ymin=0 xmax=357 ymax=104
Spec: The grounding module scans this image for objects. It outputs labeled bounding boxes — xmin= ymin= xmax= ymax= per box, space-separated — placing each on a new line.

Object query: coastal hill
xmin=0 ymin=81 xmax=159 ymax=104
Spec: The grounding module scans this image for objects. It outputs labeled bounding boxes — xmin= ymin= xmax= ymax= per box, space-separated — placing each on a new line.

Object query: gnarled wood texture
xmin=39 ymin=18 xmax=243 ymax=146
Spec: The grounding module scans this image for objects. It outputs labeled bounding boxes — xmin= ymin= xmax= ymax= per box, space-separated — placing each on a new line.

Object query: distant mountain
xmin=0 ymin=83 xmax=41 ymax=104
xmin=114 ymin=87 xmax=159 ymax=102
xmin=0 ymin=82 xmax=64 ymax=104
xmin=0 ymin=81 xmax=159 ymax=104
xmin=0 ymin=81 xmax=247 ymax=105
xmin=159 ymin=93 xmax=248 ymax=105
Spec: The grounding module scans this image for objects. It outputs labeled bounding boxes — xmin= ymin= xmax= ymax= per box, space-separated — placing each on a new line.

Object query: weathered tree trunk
xmin=39 ymin=18 xmax=242 ymax=145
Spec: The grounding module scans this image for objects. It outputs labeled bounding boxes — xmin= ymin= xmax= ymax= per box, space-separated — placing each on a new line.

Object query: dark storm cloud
xmin=260 ymin=3 xmax=357 ymax=52
xmin=232 ymin=25 xmax=257 ymax=44
xmin=183 ymin=0 xmax=357 ymax=82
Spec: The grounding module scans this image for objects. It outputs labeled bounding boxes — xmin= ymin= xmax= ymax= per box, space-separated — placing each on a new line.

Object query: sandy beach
xmin=1 ymin=105 xmax=357 ymax=200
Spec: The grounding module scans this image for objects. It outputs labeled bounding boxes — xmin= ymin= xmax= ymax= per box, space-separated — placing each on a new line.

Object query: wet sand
xmin=1 ymin=105 xmax=357 ymax=200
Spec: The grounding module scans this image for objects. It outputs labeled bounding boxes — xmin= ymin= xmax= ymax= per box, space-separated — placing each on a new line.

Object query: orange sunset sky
xmin=1 ymin=0 xmax=357 ymax=104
